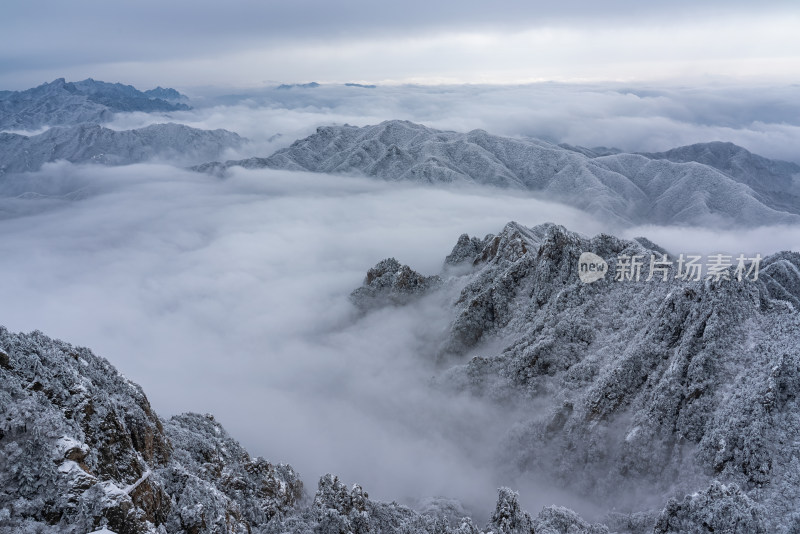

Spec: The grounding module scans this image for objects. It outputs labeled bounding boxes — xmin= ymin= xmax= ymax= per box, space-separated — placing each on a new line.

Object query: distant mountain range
xmin=276 ymin=82 xmax=321 ymax=90
xmin=2 ymin=80 xmax=800 ymax=229
xmin=0 ymin=123 xmax=244 ymax=175
xmin=194 ymin=120 xmax=800 ymax=227
xmin=0 ymin=78 xmax=190 ymax=131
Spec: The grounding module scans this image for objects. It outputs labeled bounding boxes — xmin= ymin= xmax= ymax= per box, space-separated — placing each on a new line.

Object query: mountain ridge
xmin=350 ymin=220 xmax=800 ymax=532
xmin=0 ymin=122 xmax=245 ymax=175
xmin=193 ymin=120 xmax=800 ymax=227
xmin=0 ymin=78 xmax=190 ymax=131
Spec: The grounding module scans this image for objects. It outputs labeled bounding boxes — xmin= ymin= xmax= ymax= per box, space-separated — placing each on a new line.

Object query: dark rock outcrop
xmin=350 ymin=257 xmax=442 ymax=311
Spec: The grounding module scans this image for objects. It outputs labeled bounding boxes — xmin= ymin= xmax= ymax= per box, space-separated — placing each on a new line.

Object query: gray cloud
xmin=1 ymin=1 xmax=798 ymax=88
xmin=102 ymin=82 xmax=800 ymax=164
xmin=0 ymin=162 xmax=599 ymax=517
xmin=0 ymin=161 xmax=797 ymax=519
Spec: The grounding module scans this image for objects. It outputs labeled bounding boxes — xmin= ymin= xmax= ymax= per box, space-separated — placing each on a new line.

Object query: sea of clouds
xmin=103 ymin=82 xmax=800 ymax=165
xmin=1 ymin=81 xmax=799 ymax=519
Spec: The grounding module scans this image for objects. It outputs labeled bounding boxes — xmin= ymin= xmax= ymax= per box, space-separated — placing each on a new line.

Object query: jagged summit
xmin=193 ymin=120 xmax=800 ymax=227
xmin=351 ymin=220 xmax=799 ymax=531
xmin=142 ymin=87 xmax=188 ymax=103
xmin=350 ymin=257 xmax=442 ymax=311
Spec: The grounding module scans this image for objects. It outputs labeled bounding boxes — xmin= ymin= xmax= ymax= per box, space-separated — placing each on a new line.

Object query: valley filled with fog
xmin=2 ymin=78 xmax=800 ymax=533
xmin=3 ymin=1 xmax=800 ymax=531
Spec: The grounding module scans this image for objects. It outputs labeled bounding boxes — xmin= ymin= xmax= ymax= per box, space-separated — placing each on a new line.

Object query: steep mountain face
xmin=351 ymin=221 xmax=800 ymax=533
xmin=350 ymin=257 xmax=443 ymax=310
xmin=0 ymin=78 xmax=189 ymax=131
xmin=0 ymin=123 xmax=244 ymax=175
xmin=194 ymin=120 xmax=800 ymax=227
xmin=0 ymin=326 xmax=302 ymax=534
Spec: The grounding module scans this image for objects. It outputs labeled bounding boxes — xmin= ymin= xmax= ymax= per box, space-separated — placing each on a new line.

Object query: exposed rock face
xmin=350 ymin=257 xmax=442 ymax=311
xmin=358 ymin=221 xmax=800 ymax=532
xmin=161 ymin=413 xmax=303 ymax=533
xmin=0 ymin=328 xmax=172 ymax=533
xmin=193 ymin=120 xmax=800 ymax=227
xmin=0 ymin=327 xmax=301 ymax=534
xmin=444 ymin=234 xmax=486 ymax=267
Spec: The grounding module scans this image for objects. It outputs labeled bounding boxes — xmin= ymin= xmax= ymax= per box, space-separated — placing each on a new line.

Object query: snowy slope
xmin=0 ymin=78 xmax=189 ymax=131
xmin=195 ymin=120 xmax=800 ymax=227
xmin=0 ymin=326 xmax=302 ymax=534
xmin=0 ymin=123 xmax=244 ymax=174
xmin=352 ymin=221 xmax=800 ymax=532
xmin=641 ymin=141 xmax=800 ymax=215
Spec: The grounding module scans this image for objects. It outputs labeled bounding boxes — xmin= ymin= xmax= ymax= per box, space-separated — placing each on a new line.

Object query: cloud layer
xmin=101 ymin=82 xmax=800 ymax=164
xmin=2 ymin=2 xmax=798 ymax=88
xmin=0 ymin=162 xmax=797 ymax=517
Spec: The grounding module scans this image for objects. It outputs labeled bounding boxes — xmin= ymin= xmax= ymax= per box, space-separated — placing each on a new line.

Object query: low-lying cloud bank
xmin=0 ymin=162 xmax=797 ymax=517
xmin=102 ymin=82 xmax=800 ymax=165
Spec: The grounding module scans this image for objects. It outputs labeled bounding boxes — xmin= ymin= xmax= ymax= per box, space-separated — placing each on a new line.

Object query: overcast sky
xmin=2 ymin=1 xmax=800 ymax=89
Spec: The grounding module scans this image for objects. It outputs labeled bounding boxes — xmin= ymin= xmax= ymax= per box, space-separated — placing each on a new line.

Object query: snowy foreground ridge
xmin=2 ymin=222 xmax=800 ymax=533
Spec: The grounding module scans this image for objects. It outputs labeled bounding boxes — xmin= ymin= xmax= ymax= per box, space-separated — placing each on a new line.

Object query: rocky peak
xmin=350 ymin=257 xmax=442 ymax=311
xmin=0 ymin=327 xmax=301 ymax=534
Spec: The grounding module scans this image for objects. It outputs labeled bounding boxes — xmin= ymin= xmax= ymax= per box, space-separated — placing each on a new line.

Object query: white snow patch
xmin=58 ymin=460 xmax=82 ymax=475
xmin=53 ymin=436 xmax=88 ymax=460
xmin=124 ymin=469 xmax=152 ymax=495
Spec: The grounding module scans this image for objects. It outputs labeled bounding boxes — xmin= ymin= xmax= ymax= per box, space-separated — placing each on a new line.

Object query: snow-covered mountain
xmin=0 ymin=123 xmax=245 ymax=174
xmin=0 ymin=78 xmax=190 ymax=131
xmin=0 ymin=326 xmax=303 ymax=534
xmin=641 ymin=141 xmax=800 ymax=216
xmin=194 ymin=120 xmax=800 ymax=227
xmin=351 ymin=221 xmax=800 ymax=533
xmin=0 ymin=326 xmax=607 ymax=534
xmin=3 ymin=221 xmax=798 ymax=533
